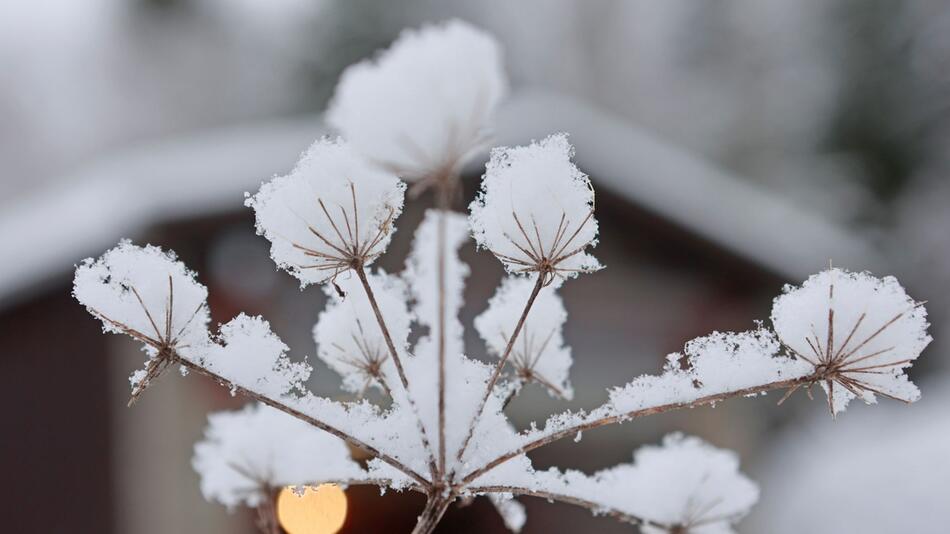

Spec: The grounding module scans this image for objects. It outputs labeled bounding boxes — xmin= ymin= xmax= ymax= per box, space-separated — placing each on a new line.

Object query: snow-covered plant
xmin=73 ymin=20 xmax=932 ymax=534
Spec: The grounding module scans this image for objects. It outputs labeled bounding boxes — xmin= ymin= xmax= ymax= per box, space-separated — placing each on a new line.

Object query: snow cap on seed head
xmin=771 ymin=268 xmax=930 ymax=416
xmin=247 ymin=137 xmax=406 ymax=287
xmin=327 ymin=19 xmax=507 ymax=188
xmin=469 ymin=133 xmax=601 ymax=285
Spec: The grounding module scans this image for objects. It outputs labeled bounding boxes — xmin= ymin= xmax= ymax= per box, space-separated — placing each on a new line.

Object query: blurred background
xmin=1 ymin=0 xmax=948 ymax=532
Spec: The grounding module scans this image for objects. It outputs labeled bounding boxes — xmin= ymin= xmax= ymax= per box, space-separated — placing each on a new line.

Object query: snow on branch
xmin=469 ymin=133 xmax=601 ymax=284
xmin=74 ymin=241 xmax=434 ymax=490
xmin=476 ymin=276 xmax=574 ymax=400
xmin=461 ymin=268 xmax=930 ymax=487
xmin=196 ymin=314 xmax=311 ymax=399
xmin=608 ymin=329 xmax=812 ymax=415
xmin=246 ymin=137 xmax=406 ymax=287
xmin=193 ymin=403 xmax=369 ymax=509
xmin=327 ymin=19 xmax=507 ymax=187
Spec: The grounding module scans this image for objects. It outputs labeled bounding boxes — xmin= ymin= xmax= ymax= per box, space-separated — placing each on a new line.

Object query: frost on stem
xmin=247 ymin=137 xmax=406 ymax=287
xmin=469 ymin=133 xmax=601 ymax=285
xmin=771 ymin=268 xmax=931 ymax=416
xmin=73 ymin=241 xmax=210 ymax=402
xmin=327 ymin=19 xmax=507 ymax=193
xmin=476 ymin=276 xmax=574 ymax=400
xmin=314 ymin=270 xmax=411 ymax=397
xmin=193 ymin=403 xmax=367 ymax=509
xmin=605 ymin=329 xmax=812 ymax=416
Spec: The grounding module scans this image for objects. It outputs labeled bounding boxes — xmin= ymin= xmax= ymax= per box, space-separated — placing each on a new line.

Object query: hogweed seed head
xmin=247 ymin=138 xmax=406 ymax=288
xmin=771 ymin=268 xmax=930 ymax=416
xmin=327 ymin=19 xmax=507 ymax=197
xmin=469 ymin=133 xmax=601 ymax=286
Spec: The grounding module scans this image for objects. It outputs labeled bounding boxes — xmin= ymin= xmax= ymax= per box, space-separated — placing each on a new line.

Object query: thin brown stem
xmin=353 ymin=262 xmax=440 ymax=479
xmin=436 ymin=207 xmax=448 ymax=477
xmin=354 ymin=263 xmax=411 ymax=392
xmin=254 ymin=488 xmax=280 ymax=534
xmin=410 ymin=494 xmax=454 ymax=534
xmin=459 ymin=374 xmax=815 ymax=485
xmin=455 ymin=273 xmax=546 ymax=468
xmin=174 ymin=355 xmax=430 ymax=488
xmin=467 ymin=485 xmax=649 ymax=527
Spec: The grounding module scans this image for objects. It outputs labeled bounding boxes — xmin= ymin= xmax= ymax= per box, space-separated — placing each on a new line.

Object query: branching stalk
xmin=459 ymin=374 xmax=815 ymax=485
xmin=455 ymin=272 xmax=545 ymax=467
xmin=410 ymin=494 xmax=454 ymax=534
xmin=353 ymin=262 xmax=440 ymax=479
xmin=436 ymin=207 xmax=448 ymax=477
xmin=254 ymin=488 xmax=280 ymax=534
xmin=468 ymin=485 xmax=650 ymax=527
xmin=174 ymin=355 xmax=430 ymax=488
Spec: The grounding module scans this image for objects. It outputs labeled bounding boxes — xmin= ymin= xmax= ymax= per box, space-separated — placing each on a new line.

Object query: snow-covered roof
xmin=0 ymin=91 xmax=881 ymax=307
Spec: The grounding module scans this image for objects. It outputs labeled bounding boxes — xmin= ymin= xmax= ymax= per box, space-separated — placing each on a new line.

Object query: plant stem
xmin=436 ymin=207 xmax=448 ymax=477
xmin=433 ymin=175 xmax=455 ymax=477
xmin=455 ymin=272 xmax=545 ymax=466
xmin=174 ymin=356 xmax=430 ymax=488
xmin=468 ymin=485 xmax=649 ymax=527
xmin=354 ymin=262 xmax=413 ymax=392
xmin=354 ymin=262 xmax=440 ymax=479
xmin=460 ymin=374 xmax=816 ymax=485
xmin=410 ymin=494 xmax=453 ymax=534
xmin=255 ymin=488 xmax=281 ymax=534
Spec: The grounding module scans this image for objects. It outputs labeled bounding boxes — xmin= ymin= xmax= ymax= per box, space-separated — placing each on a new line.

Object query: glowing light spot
xmin=277 ymin=484 xmax=347 ymax=534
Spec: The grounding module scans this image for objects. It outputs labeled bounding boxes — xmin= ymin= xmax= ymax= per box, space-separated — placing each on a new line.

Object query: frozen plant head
xmin=313 ymin=270 xmax=411 ymax=397
xmin=771 ymin=268 xmax=931 ymax=416
xmin=246 ymin=137 xmax=406 ymax=288
xmin=475 ymin=276 xmax=574 ymax=400
xmin=193 ymin=403 xmax=365 ymax=510
xmin=72 ymin=241 xmax=209 ymax=403
xmin=469 ymin=133 xmax=601 ymax=285
xmin=327 ymin=19 xmax=507 ymax=197
xmin=622 ymin=434 xmax=759 ymax=534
